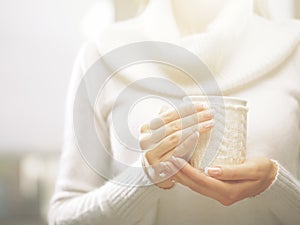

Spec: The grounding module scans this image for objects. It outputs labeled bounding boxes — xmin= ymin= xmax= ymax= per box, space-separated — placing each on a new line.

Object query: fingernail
xmin=204 ymin=119 xmax=215 ymax=128
xmin=159 ymin=105 xmax=171 ymax=114
xmin=149 ymin=117 xmax=164 ymax=130
xmin=203 ymin=109 xmax=215 ymax=118
xmin=159 ymin=171 xmax=167 ymax=178
xmin=189 ymin=131 xmax=200 ymax=140
xmin=171 ymin=156 xmax=182 ymax=167
xmin=195 ymin=102 xmax=208 ymax=110
xmin=173 ymin=157 xmax=186 ymax=167
xmin=204 ymin=167 xmax=222 ymax=176
xmin=171 ymin=156 xmax=178 ymax=162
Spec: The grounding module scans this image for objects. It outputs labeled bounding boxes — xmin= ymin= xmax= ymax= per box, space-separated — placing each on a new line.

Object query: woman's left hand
xmin=165 ymin=157 xmax=278 ymax=206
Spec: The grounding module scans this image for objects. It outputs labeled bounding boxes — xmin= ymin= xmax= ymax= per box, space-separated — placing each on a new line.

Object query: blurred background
xmin=0 ymin=0 xmax=299 ymax=224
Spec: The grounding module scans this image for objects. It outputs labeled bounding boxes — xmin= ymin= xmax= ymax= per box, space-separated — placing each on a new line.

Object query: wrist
xmin=268 ymin=159 xmax=279 ymax=187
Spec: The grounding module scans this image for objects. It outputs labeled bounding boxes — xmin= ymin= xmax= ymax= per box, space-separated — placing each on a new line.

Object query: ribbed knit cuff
xmin=101 ymin=157 xmax=163 ymax=224
xmin=259 ymin=161 xmax=300 ymax=225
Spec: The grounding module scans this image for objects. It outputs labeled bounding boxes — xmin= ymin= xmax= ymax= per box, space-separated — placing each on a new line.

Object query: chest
xmin=103 ymin=62 xmax=300 ymax=174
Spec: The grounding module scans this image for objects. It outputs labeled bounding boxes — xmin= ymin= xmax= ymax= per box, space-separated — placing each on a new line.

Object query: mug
xmin=183 ymin=96 xmax=248 ymax=169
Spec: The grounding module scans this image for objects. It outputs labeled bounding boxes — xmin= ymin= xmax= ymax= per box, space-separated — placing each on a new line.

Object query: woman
xmin=48 ymin=0 xmax=300 ymax=224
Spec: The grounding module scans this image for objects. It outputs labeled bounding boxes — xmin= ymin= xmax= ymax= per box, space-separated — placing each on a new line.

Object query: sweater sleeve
xmin=259 ymin=42 xmax=300 ymax=225
xmin=48 ymin=42 xmax=162 ymax=225
xmin=260 ymin=162 xmax=300 ymax=225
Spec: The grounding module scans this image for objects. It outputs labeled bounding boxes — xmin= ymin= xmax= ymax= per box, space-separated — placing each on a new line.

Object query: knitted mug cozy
xmin=183 ymin=96 xmax=248 ymax=169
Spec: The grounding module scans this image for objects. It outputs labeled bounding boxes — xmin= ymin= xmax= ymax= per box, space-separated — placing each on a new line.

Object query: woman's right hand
xmin=139 ymin=103 xmax=214 ymax=189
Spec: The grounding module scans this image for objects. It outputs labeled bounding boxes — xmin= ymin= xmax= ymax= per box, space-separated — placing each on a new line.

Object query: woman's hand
xmin=164 ymin=157 xmax=278 ymax=205
xmin=139 ymin=103 xmax=214 ymax=189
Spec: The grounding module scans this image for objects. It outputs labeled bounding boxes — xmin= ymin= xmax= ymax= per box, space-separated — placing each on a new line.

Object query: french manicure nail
xmin=203 ymin=109 xmax=214 ymax=118
xmin=205 ymin=119 xmax=215 ymax=128
xmin=174 ymin=157 xmax=186 ymax=167
xmin=171 ymin=156 xmax=183 ymax=167
xmin=204 ymin=167 xmax=222 ymax=176
xmin=159 ymin=171 xmax=167 ymax=178
xmin=189 ymin=131 xmax=200 ymax=140
xmin=171 ymin=156 xmax=178 ymax=162
xmin=195 ymin=102 xmax=208 ymax=110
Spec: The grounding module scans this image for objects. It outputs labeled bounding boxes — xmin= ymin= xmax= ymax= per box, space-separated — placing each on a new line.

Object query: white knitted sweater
xmin=49 ymin=0 xmax=300 ymax=224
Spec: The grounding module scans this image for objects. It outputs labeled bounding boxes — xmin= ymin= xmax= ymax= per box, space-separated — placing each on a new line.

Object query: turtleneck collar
xmin=140 ymin=0 xmax=300 ymax=93
xmin=142 ymin=0 xmax=252 ymax=39
xmin=94 ymin=0 xmax=300 ymax=94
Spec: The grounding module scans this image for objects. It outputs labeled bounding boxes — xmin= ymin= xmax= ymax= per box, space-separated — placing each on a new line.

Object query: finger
xmin=172 ymin=169 xmax=197 ymax=187
xmin=170 ymin=158 xmax=268 ymax=205
xmin=205 ymin=160 xmax=260 ymax=181
xmin=141 ymin=119 xmax=214 ymax=149
xmin=139 ymin=123 xmax=151 ymax=134
xmin=140 ymin=122 xmax=201 ymax=151
xmin=139 ymin=105 xmax=171 ymax=134
xmin=171 ymin=157 xmax=226 ymax=191
xmin=166 ymin=157 xmax=238 ymax=205
xmin=156 ymin=180 xmax=176 ymax=189
xmin=173 ymin=157 xmax=211 ymax=185
xmin=162 ymin=161 xmax=195 ymax=186
xmin=172 ymin=170 xmax=219 ymax=198
xmin=165 ymin=160 xmax=228 ymax=202
xmin=148 ymin=102 xmax=207 ymax=130
xmin=149 ymin=110 xmax=214 ymax=143
xmin=144 ymin=126 xmax=198 ymax=159
xmin=162 ymin=160 xmax=181 ymax=176
xmin=143 ymin=161 xmax=176 ymax=188
xmin=161 ymin=131 xmax=199 ymax=162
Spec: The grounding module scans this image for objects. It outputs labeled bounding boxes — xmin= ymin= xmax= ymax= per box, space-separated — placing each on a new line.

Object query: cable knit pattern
xmin=184 ymin=97 xmax=248 ymax=169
